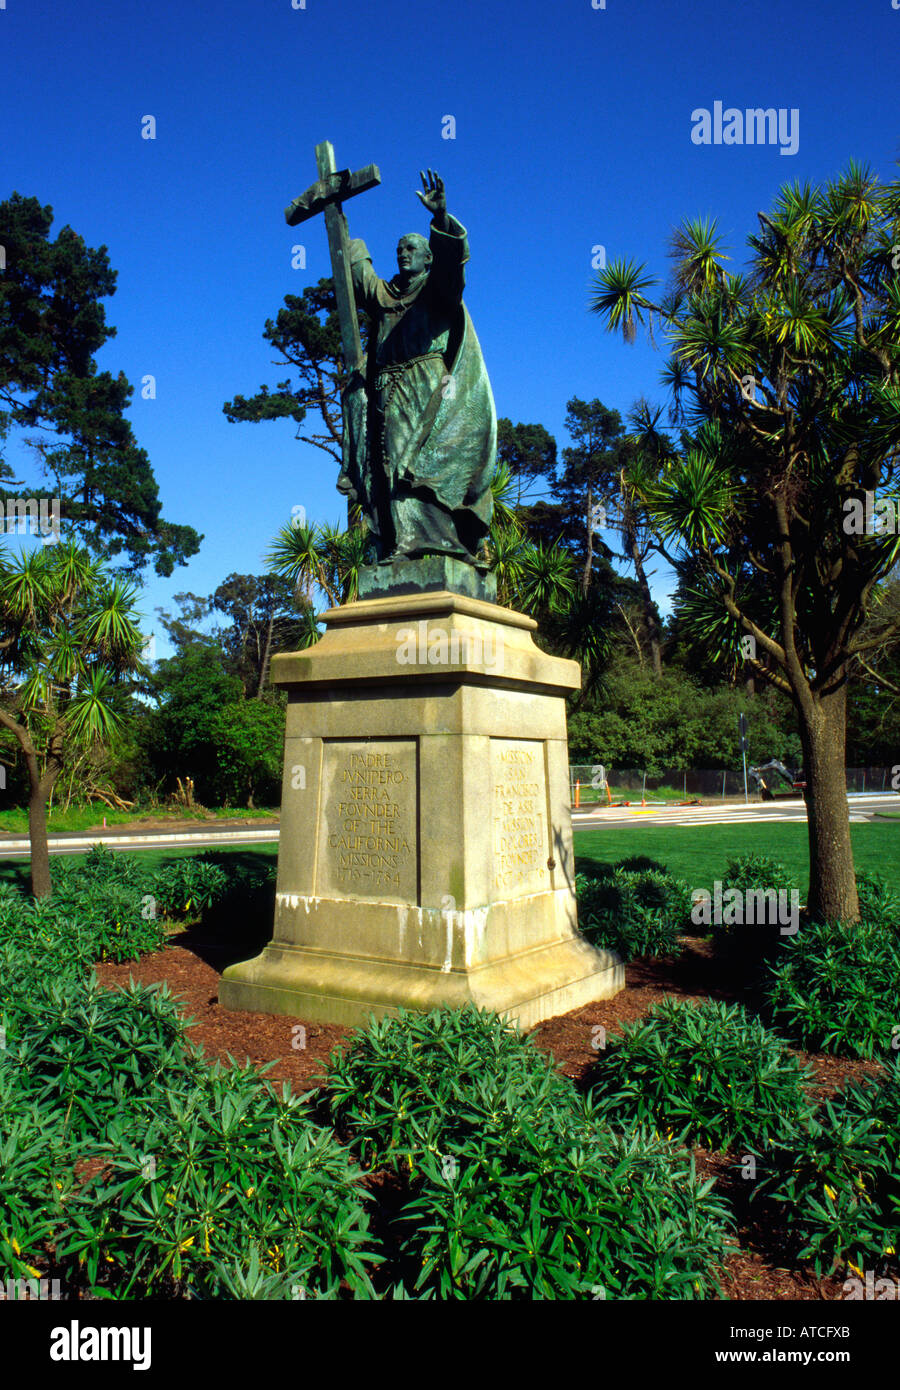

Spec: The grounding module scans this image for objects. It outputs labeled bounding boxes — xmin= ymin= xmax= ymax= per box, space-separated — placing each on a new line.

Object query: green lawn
xmin=0 ymin=842 xmax=280 ymax=893
xmin=574 ymin=819 xmax=900 ymax=893
xmin=0 ymin=820 xmax=894 ymax=900
xmin=0 ymin=805 xmax=280 ymax=835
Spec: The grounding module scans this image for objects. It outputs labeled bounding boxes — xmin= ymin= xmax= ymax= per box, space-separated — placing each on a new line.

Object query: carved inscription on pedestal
xmin=316 ymin=740 xmax=418 ymax=902
xmin=491 ymin=738 xmax=547 ymax=897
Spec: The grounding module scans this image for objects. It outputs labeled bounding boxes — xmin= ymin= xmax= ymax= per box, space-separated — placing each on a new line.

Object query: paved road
xmin=571 ymin=792 xmax=899 ymax=831
xmin=0 ymin=823 xmax=281 ymax=860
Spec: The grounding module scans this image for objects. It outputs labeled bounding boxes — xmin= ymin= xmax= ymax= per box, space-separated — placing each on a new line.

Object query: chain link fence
xmin=569 ymin=764 xmax=900 ymax=805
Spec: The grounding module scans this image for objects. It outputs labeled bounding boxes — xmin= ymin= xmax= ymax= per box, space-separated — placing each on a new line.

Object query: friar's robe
xmin=338 ymin=214 xmax=496 ymax=561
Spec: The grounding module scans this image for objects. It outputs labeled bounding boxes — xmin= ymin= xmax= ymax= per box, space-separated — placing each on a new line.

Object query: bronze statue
xmin=286 ymin=147 xmax=495 ymax=566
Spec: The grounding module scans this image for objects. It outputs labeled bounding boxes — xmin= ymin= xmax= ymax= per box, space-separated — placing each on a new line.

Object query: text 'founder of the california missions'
xmin=338 ymin=170 xmax=496 ymax=564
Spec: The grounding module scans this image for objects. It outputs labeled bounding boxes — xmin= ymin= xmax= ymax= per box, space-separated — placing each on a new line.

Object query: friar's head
xmin=396 ymin=233 xmax=432 ymax=281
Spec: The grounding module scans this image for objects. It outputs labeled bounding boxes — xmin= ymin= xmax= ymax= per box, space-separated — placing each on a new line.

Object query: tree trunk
xmin=257 ymin=614 xmax=275 ymax=698
xmin=582 ymin=486 xmax=593 ymax=596
xmin=28 ymin=781 xmax=53 ymax=899
xmin=630 ymin=542 xmax=662 ymax=677
xmin=798 ymin=681 xmax=858 ymax=923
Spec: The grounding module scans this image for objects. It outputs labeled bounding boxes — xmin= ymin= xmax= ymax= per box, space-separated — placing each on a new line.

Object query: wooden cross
xmin=285 ymin=140 xmax=381 ymax=373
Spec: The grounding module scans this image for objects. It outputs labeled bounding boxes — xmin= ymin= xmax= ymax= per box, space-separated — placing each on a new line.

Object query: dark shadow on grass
xmin=163 ymin=848 xmax=277 ymax=974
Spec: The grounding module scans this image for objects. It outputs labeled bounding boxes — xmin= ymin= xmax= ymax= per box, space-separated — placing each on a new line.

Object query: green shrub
xmin=58 ymin=1062 xmax=379 ymax=1299
xmin=709 ymin=854 xmax=798 ymax=964
xmin=325 ymin=1006 xmax=575 ymax=1169
xmin=399 ymin=1121 xmax=733 ymax=1299
xmin=766 ymin=918 xmax=900 ymax=1059
xmin=151 ymin=857 xmax=230 ymax=921
xmin=7 ymin=976 xmax=197 ymax=1137
xmin=754 ymin=1061 xmax=900 ymax=1275
xmin=326 ymin=1007 xmax=734 ymax=1299
xmin=40 ymin=846 xmax=166 ymax=962
xmin=0 ymin=904 xmax=95 ymax=1015
xmin=586 ymin=997 xmax=814 ymax=1150
xmin=0 ymin=852 xmax=377 ymax=1301
xmin=616 ymin=855 xmax=670 ymax=874
xmin=54 ymin=844 xmax=151 ymax=893
xmin=576 ymin=865 xmax=692 ymax=960
xmin=721 ymin=854 xmax=797 ymax=896
xmin=0 ymin=1083 xmax=68 ymax=1282
xmin=855 ymin=873 xmax=900 ymax=930
xmin=1 ymin=975 xmax=379 ymax=1299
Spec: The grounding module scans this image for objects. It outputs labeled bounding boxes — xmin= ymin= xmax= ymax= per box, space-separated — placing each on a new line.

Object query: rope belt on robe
xmin=374 ymin=352 xmax=446 ymax=409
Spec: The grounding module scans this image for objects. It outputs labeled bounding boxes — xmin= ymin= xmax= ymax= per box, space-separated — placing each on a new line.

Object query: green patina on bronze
xmin=286 ymin=146 xmax=496 ymax=574
xmin=358 ymin=555 xmax=496 ymax=602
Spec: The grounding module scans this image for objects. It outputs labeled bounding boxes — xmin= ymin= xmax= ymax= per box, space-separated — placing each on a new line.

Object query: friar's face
xmin=396 ymin=235 xmax=431 ymax=278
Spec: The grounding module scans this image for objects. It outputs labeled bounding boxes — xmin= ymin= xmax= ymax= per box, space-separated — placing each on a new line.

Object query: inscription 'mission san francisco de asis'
xmin=492 ymin=740 xmax=547 ymax=895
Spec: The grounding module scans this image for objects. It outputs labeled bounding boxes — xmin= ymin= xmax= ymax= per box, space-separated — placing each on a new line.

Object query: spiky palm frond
xmin=266 ymin=520 xmax=338 ymax=607
xmin=514 ymin=541 xmax=576 ymax=617
xmin=646 ymin=451 xmax=737 ymax=551
xmin=80 ymin=579 xmax=144 ymax=670
xmin=64 ymin=667 xmax=123 ymax=744
xmin=668 ymin=216 xmax=729 ymax=295
xmin=489 ymin=458 xmax=521 ymax=535
xmin=589 ymin=259 xmax=658 ymax=343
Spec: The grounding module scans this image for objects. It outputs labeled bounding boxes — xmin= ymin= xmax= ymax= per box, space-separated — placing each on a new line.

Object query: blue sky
xmin=2 ymin=0 xmax=898 ymax=654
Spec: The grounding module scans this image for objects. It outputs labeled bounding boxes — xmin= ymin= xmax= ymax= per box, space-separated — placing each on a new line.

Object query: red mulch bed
xmin=93 ymin=929 xmax=889 ymax=1302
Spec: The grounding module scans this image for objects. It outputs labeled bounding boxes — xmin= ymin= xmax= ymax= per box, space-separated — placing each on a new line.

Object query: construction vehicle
xmin=748 ymin=759 xmax=806 ymax=801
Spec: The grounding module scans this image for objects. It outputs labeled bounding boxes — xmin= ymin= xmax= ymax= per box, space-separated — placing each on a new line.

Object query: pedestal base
xmin=220 ymin=587 xmax=624 ymax=1030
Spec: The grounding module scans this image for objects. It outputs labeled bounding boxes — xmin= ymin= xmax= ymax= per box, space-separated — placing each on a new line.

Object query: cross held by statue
xmin=285 ymin=140 xmax=381 ymax=373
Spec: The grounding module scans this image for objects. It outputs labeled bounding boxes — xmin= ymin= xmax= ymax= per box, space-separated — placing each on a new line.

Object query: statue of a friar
xmin=338 ymin=170 xmax=496 ymax=564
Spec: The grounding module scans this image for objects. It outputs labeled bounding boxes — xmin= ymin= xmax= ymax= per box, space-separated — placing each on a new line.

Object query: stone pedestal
xmin=219 ymin=583 xmax=623 ymax=1030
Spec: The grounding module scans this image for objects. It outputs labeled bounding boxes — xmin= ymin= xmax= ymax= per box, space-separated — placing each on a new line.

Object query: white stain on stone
xmin=464 ymin=906 xmax=490 ymax=964
xmin=437 ymin=906 xmax=490 ymax=968
xmin=276 ymin=893 xmax=320 ymax=914
xmin=441 ymin=911 xmax=454 ymax=973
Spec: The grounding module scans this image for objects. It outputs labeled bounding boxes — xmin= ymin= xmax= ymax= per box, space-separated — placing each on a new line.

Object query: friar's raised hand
xmin=416 ymin=169 xmax=447 ymax=222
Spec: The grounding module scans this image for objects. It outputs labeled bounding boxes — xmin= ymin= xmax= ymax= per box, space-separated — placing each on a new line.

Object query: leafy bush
xmin=326 ymin=1007 xmax=734 ymax=1299
xmin=754 ymin=1062 xmax=900 ymax=1274
xmin=54 ymin=844 xmax=151 ymax=893
xmin=0 ymin=902 xmax=96 ymax=1015
xmin=151 ymin=857 xmax=230 ymax=921
xmin=710 ymin=854 xmax=798 ymax=964
xmin=399 ymin=1120 xmax=733 ymax=1300
xmin=7 ymin=976 xmax=197 ymax=1137
xmin=0 ymin=1083 xmax=68 ymax=1282
xmin=615 ymin=855 xmax=670 ymax=874
xmin=57 ymin=1062 xmax=378 ymax=1299
xmin=0 ymin=972 xmax=378 ymax=1299
xmin=586 ymin=997 xmax=814 ymax=1150
xmin=855 ymin=873 xmax=900 ymax=931
xmin=325 ymin=1006 xmax=575 ymax=1169
xmin=721 ymin=854 xmax=797 ymax=896
xmin=0 ymin=850 xmax=376 ymax=1301
xmin=576 ymin=863 xmax=692 ymax=960
xmin=766 ymin=918 xmax=900 ymax=1059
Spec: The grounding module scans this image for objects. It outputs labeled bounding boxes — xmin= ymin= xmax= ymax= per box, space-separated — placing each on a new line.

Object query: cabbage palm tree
xmin=0 ymin=540 xmax=145 ymax=897
xmin=591 ymin=162 xmax=900 ymax=923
